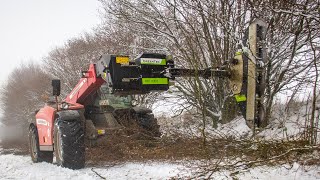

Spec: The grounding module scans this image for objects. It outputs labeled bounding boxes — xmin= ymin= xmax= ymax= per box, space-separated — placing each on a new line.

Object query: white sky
xmin=0 ymin=0 xmax=101 ymax=86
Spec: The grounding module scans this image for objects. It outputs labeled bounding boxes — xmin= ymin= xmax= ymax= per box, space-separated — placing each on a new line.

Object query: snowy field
xmin=211 ymin=163 xmax=320 ymax=180
xmin=0 ymin=153 xmax=187 ymax=180
xmin=0 ymin=153 xmax=320 ymax=179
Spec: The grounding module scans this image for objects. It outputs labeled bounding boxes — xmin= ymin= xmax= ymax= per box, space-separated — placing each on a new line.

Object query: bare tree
xmin=43 ymin=35 xmax=103 ymax=96
xmin=102 ymin=0 xmax=251 ymax=131
xmin=0 ymin=62 xmax=52 ymax=147
xmin=101 ymin=0 xmax=320 ymax=133
xmin=247 ymin=0 xmax=320 ymax=126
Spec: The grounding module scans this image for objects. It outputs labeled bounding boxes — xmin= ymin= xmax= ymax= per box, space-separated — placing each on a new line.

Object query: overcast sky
xmin=0 ymin=0 xmax=101 ymax=86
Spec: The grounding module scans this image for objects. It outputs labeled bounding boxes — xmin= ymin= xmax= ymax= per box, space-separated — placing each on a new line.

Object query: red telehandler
xmin=28 ymin=19 xmax=267 ymax=169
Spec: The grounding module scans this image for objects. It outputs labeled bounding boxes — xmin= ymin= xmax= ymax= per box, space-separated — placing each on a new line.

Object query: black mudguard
xmin=56 ymin=110 xmax=81 ymax=121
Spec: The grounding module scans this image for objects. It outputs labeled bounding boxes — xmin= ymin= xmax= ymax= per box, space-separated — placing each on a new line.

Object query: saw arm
xmin=64 ymin=19 xmax=267 ymax=128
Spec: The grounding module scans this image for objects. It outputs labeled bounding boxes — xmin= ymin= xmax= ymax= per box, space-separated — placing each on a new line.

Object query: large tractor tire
xmin=29 ymin=125 xmax=53 ymax=163
xmin=54 ymin=119 xmax=85 ymax=169
xmin=137 ymin=113 xmax=161 ymax=137
xmin=113 ymin=108 xmax=161 ymax=137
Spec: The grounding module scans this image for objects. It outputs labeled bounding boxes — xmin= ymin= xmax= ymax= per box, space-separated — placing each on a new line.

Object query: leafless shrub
xmin=0 ymin=62 xmax=52 ymax=150
xmin=99 ymin=0 xmax=320 ymax=134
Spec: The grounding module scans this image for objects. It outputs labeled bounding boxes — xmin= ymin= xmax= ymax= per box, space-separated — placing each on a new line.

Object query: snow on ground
xmin=152 ymin=91 xmax=187 ymax=118
xmin=159 ymin=115 xmax=253 ymax=139
xmin=0 ymin=153 xmax=320 ymax=179
xmin=0 ymin=154 xmax=188 ymax=180
xmin=211 ymin=163 xmax=320 ymax=180
xmin=153 ymin=91 xmax=318 ymax=142
xmin=207 ymin=117 xmax=252 ymax=138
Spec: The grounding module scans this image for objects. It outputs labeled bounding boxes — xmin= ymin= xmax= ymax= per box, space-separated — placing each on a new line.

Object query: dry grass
xmin=85 ymin=132 xmax=320 ymax=168
xmin=85 ymin=133 xmax=210 ymax=166
xmin=1 ymin=129 xmax=318 ymax=169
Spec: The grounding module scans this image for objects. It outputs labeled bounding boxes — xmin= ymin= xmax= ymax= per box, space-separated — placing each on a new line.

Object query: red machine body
xmin=35 ymin=106 xmax=55 ymax=151
xmin=35 ymin=64 xmax=105 ymax=148
xmin=65 ymin=64 xmax=105 ymax=105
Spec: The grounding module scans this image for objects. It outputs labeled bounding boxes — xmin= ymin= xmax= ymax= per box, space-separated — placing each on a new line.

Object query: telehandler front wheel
xmin=29 ymin=125 xmax=53 ymax=163
xmin=54 ymin=119 xmax=85 ymax=169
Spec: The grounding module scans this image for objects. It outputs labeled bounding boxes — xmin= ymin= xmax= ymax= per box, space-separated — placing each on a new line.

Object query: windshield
xmin=99 ymin=84 xmax=132 ymax=108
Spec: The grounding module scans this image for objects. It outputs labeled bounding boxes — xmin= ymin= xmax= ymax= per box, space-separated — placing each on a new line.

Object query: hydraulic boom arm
xmin=64 ymin=19 xmax=267 ymax=128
